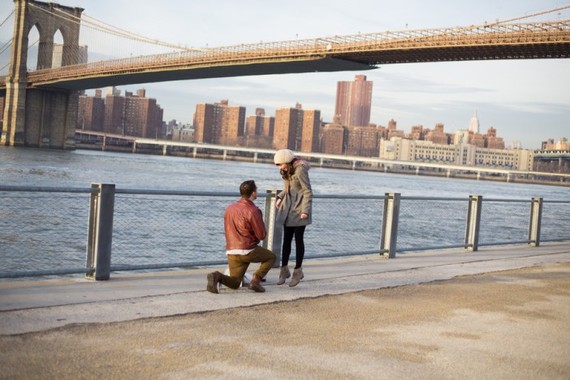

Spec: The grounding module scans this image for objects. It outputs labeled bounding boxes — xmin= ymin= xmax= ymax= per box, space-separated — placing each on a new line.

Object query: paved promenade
xmin=1 ymin=243 xmax=569 ymax=379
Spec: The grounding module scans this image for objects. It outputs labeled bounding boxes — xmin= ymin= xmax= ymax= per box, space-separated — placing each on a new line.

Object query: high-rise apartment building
xmin=193 ymin=103 xmax=215 ymax=143
xmin=193 ymin=100 xmax=245 ymax=145
xmin=334 ymin=74 xmax=373 ymax=127
xmin=245 ymin=115 xmax=262 ymax=137
xmin=77 ymin=87 xmax=163 ymax=138
xmin=274 ymin=106 xmax=301 ymax=150
xmin=244 ymin=108 xmax=274 ymax=148
xmin=273 ymin=103 xmax=320 ymax=152
xmin=262 ymin=116 xmax=275 ymax=138
xmin=321 ymin=123 xmax=345 ymax=155
xmin=224 ymin=104 xmax=246 ymax=146
xmin=246 ymin=108 xmax=265 ymax=137
xmin=104 ymin=87 xmax=126 ymax=135
xmin=300 ymin=109 xmax=321 ymax=153
xmin=78 ymin=89 xmax=104 ymax=131
xmin=123 ymin=89 xmax=164 ymax=138
xmin=345 ymin=126 xmax=381 ymax=156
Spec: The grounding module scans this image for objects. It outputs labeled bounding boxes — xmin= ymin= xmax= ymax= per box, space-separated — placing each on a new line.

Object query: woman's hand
xmin=300 ymin=213 xmax=308 ymax=220
xmin=276 ymin=198 xmax=282 ymax=208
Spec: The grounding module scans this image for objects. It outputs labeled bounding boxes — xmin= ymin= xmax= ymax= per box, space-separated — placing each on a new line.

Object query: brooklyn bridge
xmin=0 ymin=0 xmax=570 ymax=149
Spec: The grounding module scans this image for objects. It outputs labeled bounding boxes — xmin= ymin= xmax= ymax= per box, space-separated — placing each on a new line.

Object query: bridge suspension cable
xmin=2 ymin=3 xmax=569 ymax=79
xmin=0 ymin=10 xmax=15 ymax=74
xmin=0 ymin=9 xmax=14 ymax=28
xmin=21 ymin=1 xmax=206 ymax=73
xmin=79 ymin=14 xmax=203 ymax=52
xmin=492 ymin=4 xmax=570 ymax=24
xmin=27 ymin=2 xmax=201 ymax=53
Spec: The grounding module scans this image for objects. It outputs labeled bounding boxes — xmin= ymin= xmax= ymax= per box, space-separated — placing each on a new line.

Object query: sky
xmin=1 ymin=0 xmax=569 ymax=149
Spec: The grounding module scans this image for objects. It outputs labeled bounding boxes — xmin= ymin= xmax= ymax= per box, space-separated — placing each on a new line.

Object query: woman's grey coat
xmin=277 ymin=160 xmax=313 ymax=227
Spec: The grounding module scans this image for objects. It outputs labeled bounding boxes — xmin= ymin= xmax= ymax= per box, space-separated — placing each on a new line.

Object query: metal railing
xmin=1 ymin=184 xmax=569 ymax=280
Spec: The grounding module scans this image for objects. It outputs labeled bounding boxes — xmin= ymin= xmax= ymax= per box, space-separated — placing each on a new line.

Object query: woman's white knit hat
xmin=274 ymin=149 xmax=296 ymax=164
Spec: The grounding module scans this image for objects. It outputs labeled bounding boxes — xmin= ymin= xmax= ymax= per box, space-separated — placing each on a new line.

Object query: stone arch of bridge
xmin=1 ymin=0 xmax=84 ymax=148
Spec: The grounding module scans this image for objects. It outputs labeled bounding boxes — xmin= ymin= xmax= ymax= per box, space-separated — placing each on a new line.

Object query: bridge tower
xmin=1 ymin=0 xmax=84 ymax=149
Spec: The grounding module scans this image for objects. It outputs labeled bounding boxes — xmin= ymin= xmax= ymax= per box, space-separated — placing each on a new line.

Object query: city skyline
xmin=79 ymin=86 xmax=515 ymax=155
xmin=1 ymin=0 xmax=569 ymax=149
xmin=78 ymin=85 xmax=516 ymax=147
xmin=75 ymin=87 xmax=567 ymax=173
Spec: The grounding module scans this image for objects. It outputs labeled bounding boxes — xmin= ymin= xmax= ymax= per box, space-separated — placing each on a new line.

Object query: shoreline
xmin=75 ymin=143 xmax=570 ymax=188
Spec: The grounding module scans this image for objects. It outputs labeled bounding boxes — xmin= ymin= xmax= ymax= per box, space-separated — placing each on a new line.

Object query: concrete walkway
xmin=1 ymin=242 xmax=569 ymax=335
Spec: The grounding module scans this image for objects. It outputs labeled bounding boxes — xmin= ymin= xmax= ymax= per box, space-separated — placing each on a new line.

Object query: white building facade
xmin=379 ymin=137 xmax=534 ymax=171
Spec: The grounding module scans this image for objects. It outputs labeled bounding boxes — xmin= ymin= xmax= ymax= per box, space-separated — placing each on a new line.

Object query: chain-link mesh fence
xmin=541 ymin=200 xmax=570 ymax=242
xmin=111 ymin=193 xmax=234 ymax=269
xmin=307 ymin=196 xmax=385 ymax=257
xmin=111 ymin=193 xmax=387 ymax=267
xmin=479 ymin=199 xmax=531 ymax=246
xmin=1 ymin=186 xmax=569 ymax=279
xmin=398 ymin=197 xmax=468 ymax=251
xmin=0 ymin=190 xmax=91 ymax=276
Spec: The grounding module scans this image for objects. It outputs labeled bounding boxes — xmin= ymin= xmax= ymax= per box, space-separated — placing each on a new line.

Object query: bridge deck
xmin=1 ymin=20 xmax=569 ymax=91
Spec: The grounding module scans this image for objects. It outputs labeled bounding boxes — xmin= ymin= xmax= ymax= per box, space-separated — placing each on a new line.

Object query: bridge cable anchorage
xmin=27 ymin=2 xmax=205 ymax=53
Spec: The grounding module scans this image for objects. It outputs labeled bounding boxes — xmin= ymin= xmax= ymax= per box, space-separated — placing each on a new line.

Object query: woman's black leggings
xmin=282 ymin=225 xmax=306 ymax=269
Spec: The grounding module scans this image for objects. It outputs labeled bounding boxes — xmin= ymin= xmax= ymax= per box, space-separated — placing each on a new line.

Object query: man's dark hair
xmin=240 ymin=180 xmax=257 ymax=198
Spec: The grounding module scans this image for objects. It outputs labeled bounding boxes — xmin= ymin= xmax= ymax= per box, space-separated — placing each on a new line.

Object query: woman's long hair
xmin=280 ymin=158 xmax=298 ymax=180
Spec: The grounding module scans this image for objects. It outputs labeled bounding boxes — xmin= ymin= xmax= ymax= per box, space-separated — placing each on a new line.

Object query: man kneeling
xmin=207 ymin=180 xmax=276 ymax=293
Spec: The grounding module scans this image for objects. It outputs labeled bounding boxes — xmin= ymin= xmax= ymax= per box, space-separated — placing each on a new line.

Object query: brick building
xmin=77 ymin=89 xmax=104 ymax=131
xmin=77 ymin=87 xmax=163 ymax=138
xmin=193 ymin=100 xmax=245 ymax=145
xmin=335 ymin=74 xmax=373 ymax=127
xmin=122 ymin=89 xmax=164 ymax=138
xmin=244 ymin=108 xmax=274 ymax=148
xmin=320 ymin=123 xmax=345 ymax=155
xmin=273 ymin=103 xmax=320 ymax=152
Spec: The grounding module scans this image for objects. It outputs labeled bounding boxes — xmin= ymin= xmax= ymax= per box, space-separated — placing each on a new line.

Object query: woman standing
xmin=273 ymin=149 xmax=313 ymax=287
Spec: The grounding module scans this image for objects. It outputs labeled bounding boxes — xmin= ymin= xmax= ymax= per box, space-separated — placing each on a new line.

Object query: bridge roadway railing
xmin=0 ymin=184 xmax=569 ymax=280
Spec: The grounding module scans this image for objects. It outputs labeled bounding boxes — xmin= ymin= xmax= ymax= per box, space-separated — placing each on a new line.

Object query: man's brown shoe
xmin=207 ymin=271 xmax=223 ymax=294
xmin=248 ymin=274 xmax=266 ymax=293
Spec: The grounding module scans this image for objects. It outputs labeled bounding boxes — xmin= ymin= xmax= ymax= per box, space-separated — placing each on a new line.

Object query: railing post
xmin=380 ymin=192 xmax=400 ymax=259
xmin=529 ymin=197 xmax=543 ymax=247
xmin=465 ymin=195 xmax=482 ymax=251
xmin=263 ymin=190 xmax=282 ymax=268
xmin=86 ymin=183 xmax=115 ymax=280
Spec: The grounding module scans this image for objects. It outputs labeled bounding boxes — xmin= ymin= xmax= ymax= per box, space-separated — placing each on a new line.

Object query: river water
xmin=1 ymin=147 xmax=569 ymax=278
xmin=2 ymin=147 xmax=569 ymax=199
